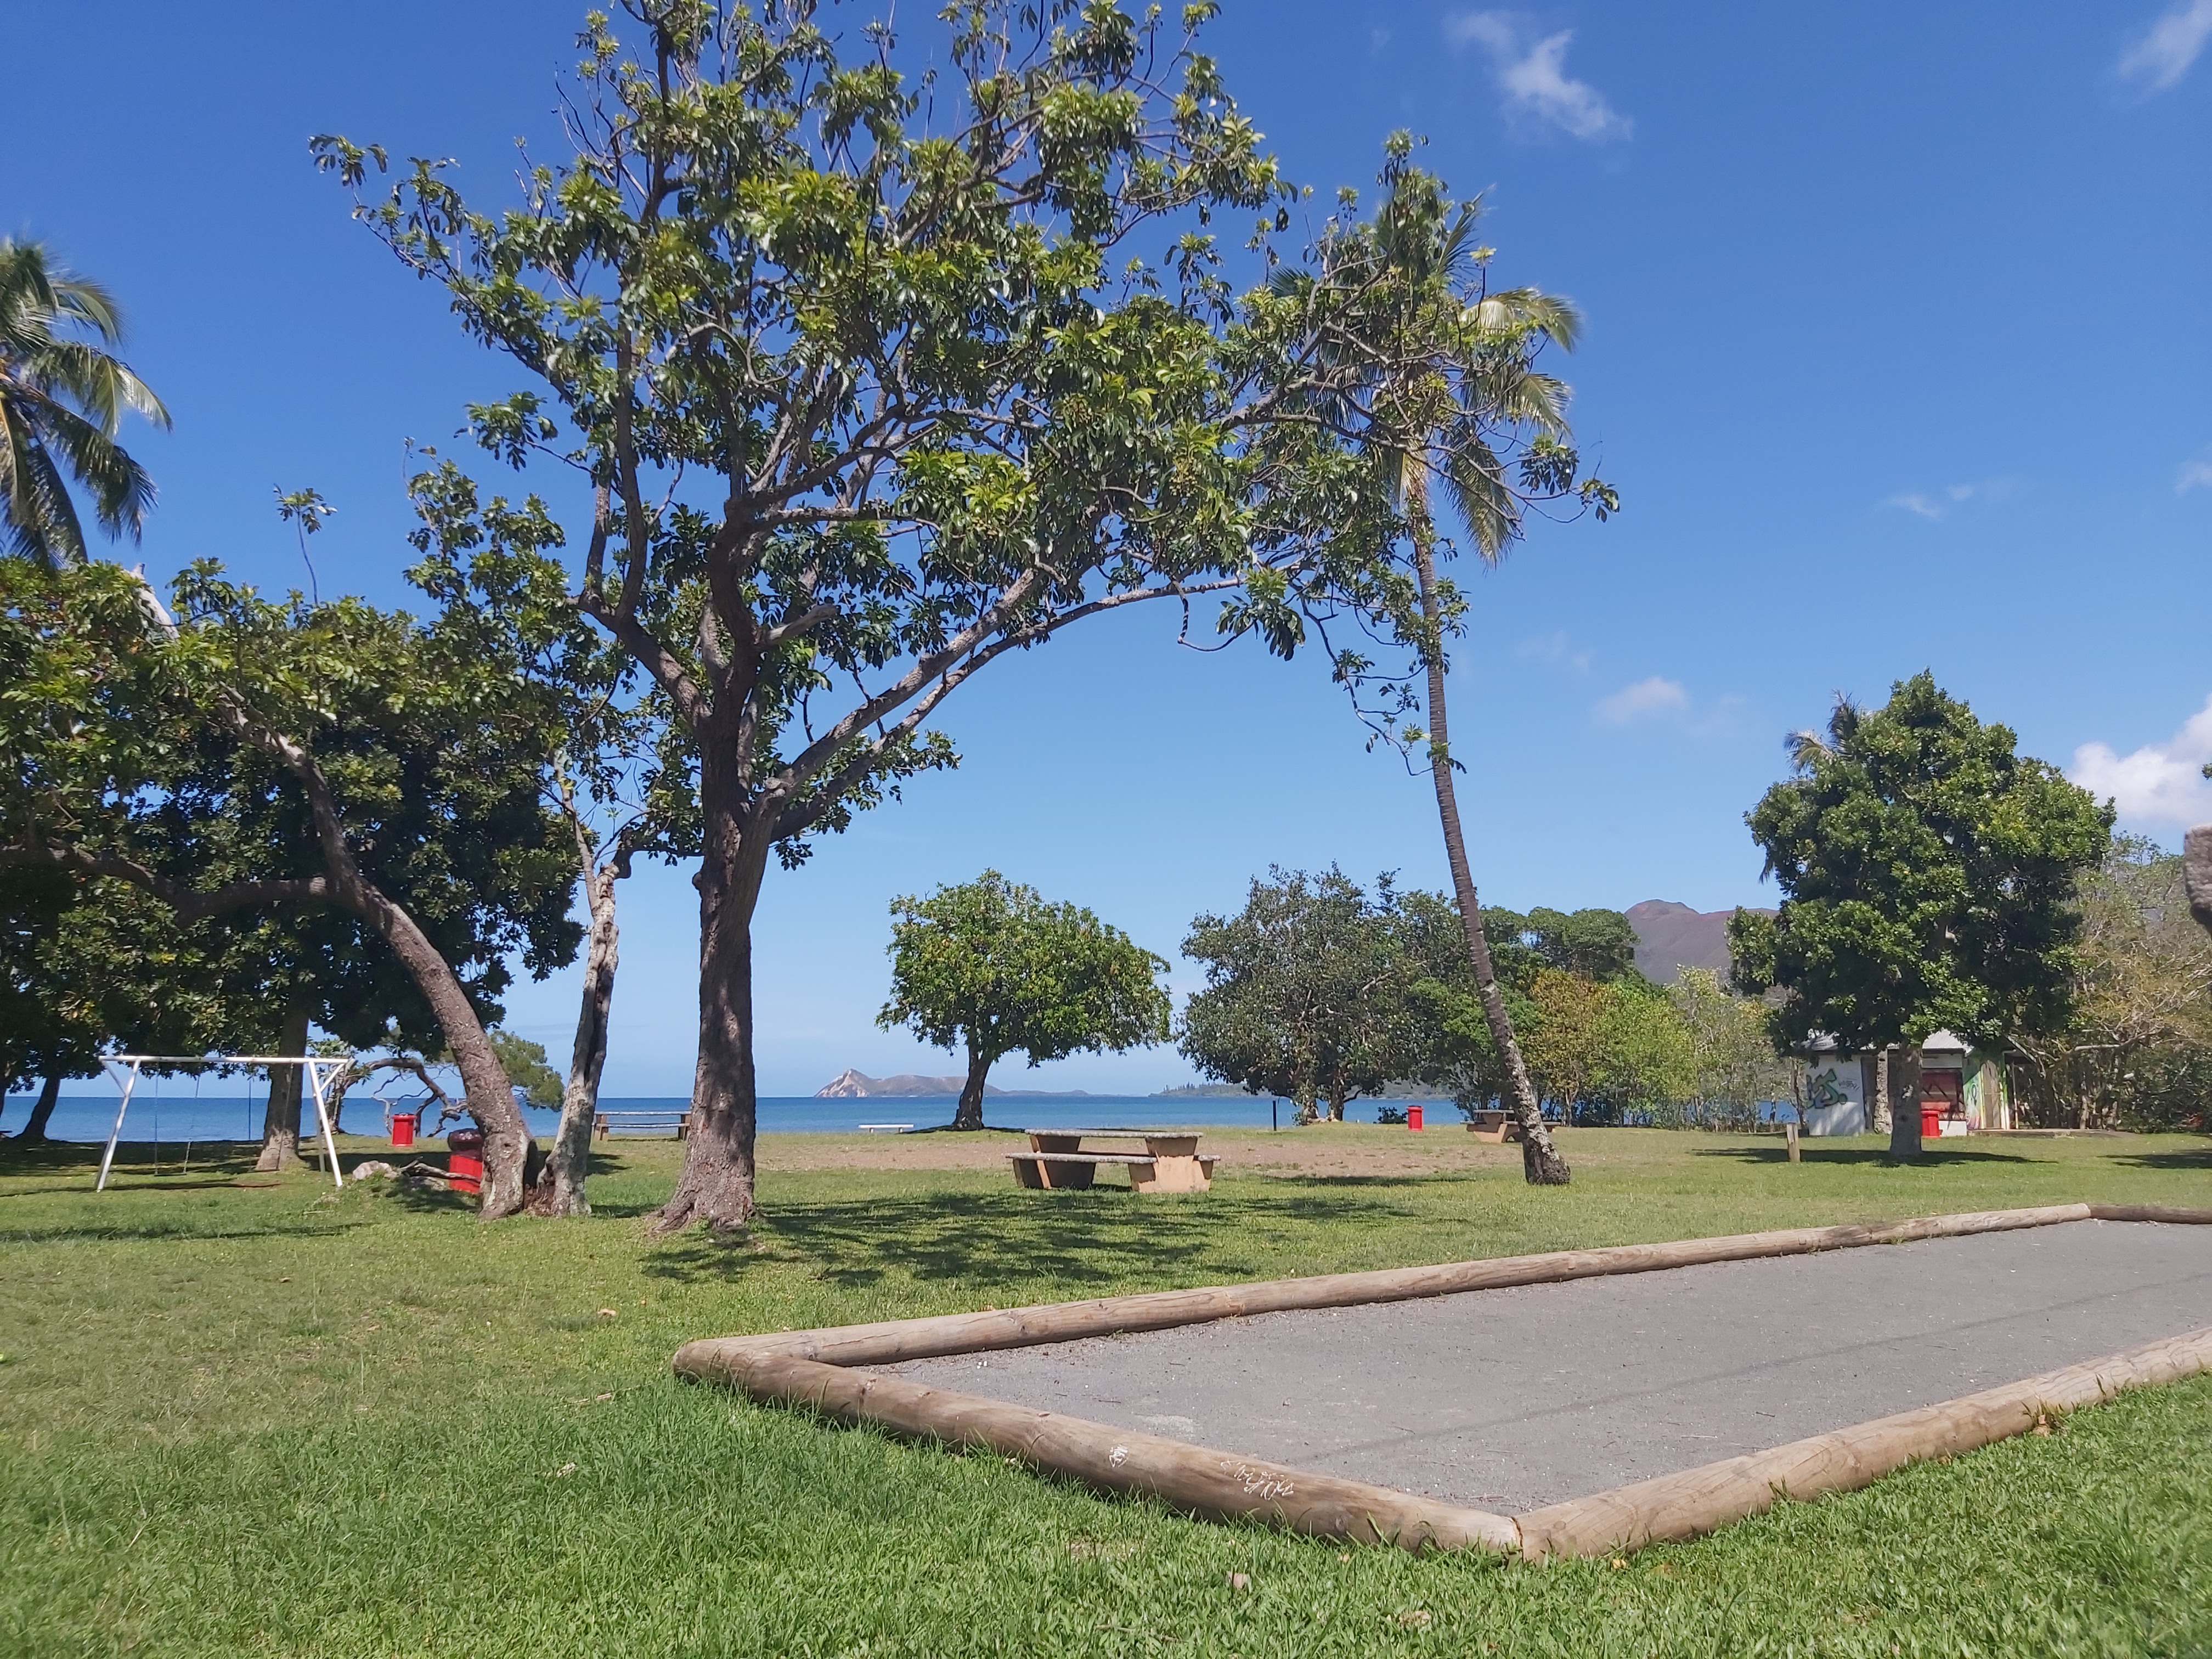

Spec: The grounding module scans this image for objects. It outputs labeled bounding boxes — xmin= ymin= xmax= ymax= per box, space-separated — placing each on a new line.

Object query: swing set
xmin=95 ymin=1054 xmax=353 ymax=1193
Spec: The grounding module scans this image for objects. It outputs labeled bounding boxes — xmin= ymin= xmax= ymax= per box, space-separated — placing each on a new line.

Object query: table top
xmin=1026 ymin=1127 xmax=1204 ymax=1150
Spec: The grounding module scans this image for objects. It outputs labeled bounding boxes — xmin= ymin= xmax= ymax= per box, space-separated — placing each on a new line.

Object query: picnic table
xmin=1464 ymin=1109 xmax=1523 ymax=1143
xmin=594 ymin=1109 xmax=692 ymax=1140
xmin=1009 ymin=1127 xmax=1216 ymax=1193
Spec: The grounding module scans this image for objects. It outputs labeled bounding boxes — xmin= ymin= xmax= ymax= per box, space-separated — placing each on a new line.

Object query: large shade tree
xmin=0 ymin=241 xmax=170 ymax=567
xmin=314 ymin=1 xmax=1434 ymax=1230
xmin=878 ymin=871 xmax=1170 ymax=1130
xmin=1180 ymin=867 xmax=1417 ymax=1121
xmin=1729 ymin=673 xmax=2111 ymax=1158
xmin=0 ymin=557 xmax=580 ymax=1213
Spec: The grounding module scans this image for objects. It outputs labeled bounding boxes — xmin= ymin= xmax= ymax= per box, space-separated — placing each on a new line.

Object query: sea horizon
xmin=0 ymin=1090 xmax=1350 ymax=1143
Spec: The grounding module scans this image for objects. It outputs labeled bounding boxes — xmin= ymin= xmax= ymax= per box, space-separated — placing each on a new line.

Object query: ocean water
xmin=1 ymin=1088 xmax=1799 ymax=1144
xmin=0 ymin=1089 xmax=1329 ymax=1143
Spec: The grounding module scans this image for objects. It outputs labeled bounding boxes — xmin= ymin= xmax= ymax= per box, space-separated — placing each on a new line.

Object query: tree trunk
xmin=255 ymin=1000 xmax=310 ymax=1171
xmin=538 ymin=854 xmax=623 ymax=1217
xmin=953 ymin=1045 xmax=992 ymax=1131
xmin=15 ymin=1075 xmax=61 ymax=1143
xmin=1407 ymin=492 xmax=1568 ymax=1185
xmin=1872 ymin=1047 xmax=1892 ymax=1135
xmin=1327 ymin=1085 xmax=1346 ymax=1122
xmin=359 ymin=896 xmax=526 ymax=1214
xmin=654 ymin=785 xmax=770 ymax=1233
xmin=1889 ymin=1044 xmax=1923 ymax=1160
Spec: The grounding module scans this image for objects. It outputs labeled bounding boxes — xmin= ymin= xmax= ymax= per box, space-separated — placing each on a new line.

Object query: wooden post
xmin=1785 ymin=1121 xmax=1801 ymax=1163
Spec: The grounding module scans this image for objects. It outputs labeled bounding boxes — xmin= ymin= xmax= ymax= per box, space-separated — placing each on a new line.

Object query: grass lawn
xmin=2 ymin=1124 xmax=2208 ymax=1657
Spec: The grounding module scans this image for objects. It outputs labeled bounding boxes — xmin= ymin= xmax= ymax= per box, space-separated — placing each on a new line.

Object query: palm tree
xmin=1286 ymin=150 xmax=1597 ymax=1183
xmin=0 ymin=240 xmax=170 ymax=567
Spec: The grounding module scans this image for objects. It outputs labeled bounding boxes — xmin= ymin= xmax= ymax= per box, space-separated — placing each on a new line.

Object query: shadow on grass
xmin=2111 ymin=1146 xmax=2212 ymax=1171
xmin=1691 ymin=1144 xmax=2035 ymax=1167
xmin=641 ymin=1185 xmax=1409 ymax=1290
xmin=0 ymin=1216 xmax=369 ymax=1245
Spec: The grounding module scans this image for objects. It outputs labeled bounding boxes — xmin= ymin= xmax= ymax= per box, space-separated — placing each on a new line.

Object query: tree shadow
xmin=1690 ymin=1144 xmax=2035 ymax=1166
xmin=0 ymin=1217 xmax=368 ymax=1245
xmin=641 ymin=1186 xmax=1410 ymax=1291
xmin=2110 ymin=1146 xmax=2212 ymax=1171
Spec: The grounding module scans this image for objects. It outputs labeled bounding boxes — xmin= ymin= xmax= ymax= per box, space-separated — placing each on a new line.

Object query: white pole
xmin=306 ymin=1059 xmax=345 ymax=1190
xmin=97 ymin=1059 xmax=143 ymax=1193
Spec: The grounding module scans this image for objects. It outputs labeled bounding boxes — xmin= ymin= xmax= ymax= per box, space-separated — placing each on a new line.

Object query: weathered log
xmin=1515 ymin=1325 xmax=2212 ymax=1558
xmin=732 ymin=1349 xmax=1519 ymax=1554
xmin=673 ymin=1204 xmax=2095 ymax=1374
xmin=672 ymin=1204 xmax=2212 ymax=1561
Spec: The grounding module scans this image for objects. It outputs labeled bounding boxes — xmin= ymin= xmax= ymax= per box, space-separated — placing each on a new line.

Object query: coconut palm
xmin=1278 ymin=147 xmax=1604 ymax=1183
xmin=0 ymin=240 xmax=170 ymax=567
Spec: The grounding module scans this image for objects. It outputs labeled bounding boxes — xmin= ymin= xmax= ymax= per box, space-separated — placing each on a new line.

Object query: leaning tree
xmin=878 ymin=871 xmax=1171 ymax=1131
xmin=1729 ymin=673 xmax=2111 ymax=1158
xmin=1217 ymin=143 xmax=1616 ymax=1183
xmin=0 ymin=556 xmax=580 ymax=1214
xmin=314 ymin=1 xmax=1443 ymax=1230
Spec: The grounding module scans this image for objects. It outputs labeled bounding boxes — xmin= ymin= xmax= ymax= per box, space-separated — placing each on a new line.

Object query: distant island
xmin=815 ymin=1069 xmax=1093 ymax=1099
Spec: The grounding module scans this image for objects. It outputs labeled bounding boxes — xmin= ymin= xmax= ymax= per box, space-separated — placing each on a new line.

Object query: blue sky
xmin=6 ymin=1 xmax=2207 ymax=1096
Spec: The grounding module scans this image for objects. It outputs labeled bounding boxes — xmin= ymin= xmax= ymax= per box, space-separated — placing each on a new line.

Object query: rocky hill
xmin=1624 ymin=899 xmax=1774 ymax=985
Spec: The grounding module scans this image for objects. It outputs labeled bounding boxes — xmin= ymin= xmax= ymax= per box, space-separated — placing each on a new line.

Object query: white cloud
xmin=2119 ymin=0 xmax=2212 ymax=93
xmin=1518 ymin=629 xmax=1593 ymax=672
xmin=1446 ymin=12 xmax=1632 ymax=142
xmin=1881 ymin=477 xmax=2019 ymax=521
xmin=1596 ymin=675 xmax=1689 ymax=724
xmin=2177 ymin=446 xmax=2212 ymax=494
xmin=2070 ymin=694 xmax=2212 ymax=825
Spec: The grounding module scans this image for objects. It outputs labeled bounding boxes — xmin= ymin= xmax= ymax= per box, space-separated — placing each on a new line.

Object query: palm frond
xmin=37 ymin=400 xmax=156 ymax=540
xmin=5 ymin=438 xmax=90 ymax=567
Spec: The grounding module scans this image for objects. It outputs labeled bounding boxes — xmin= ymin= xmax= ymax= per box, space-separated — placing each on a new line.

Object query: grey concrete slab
xmin=876 ymin=1220 xmax=2212 ymax=1511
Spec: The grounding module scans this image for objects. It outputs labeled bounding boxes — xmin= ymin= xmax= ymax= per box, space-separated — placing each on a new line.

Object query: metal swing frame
xmin=97 ymin=1054 xmax=351 ymax=1193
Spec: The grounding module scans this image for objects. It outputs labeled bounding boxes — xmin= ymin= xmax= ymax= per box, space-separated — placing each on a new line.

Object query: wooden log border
xmin=673 ymin=1203 xmax=2212 ymax=1559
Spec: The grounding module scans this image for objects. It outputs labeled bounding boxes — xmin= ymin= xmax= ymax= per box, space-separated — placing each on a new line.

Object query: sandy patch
xmin=752 ymin=1122 xmax=1537 ymax=1180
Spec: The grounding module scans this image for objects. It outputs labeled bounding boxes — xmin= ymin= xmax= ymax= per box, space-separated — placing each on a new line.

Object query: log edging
xmin=672 ymin=1203 xmax=2212 ymax=1559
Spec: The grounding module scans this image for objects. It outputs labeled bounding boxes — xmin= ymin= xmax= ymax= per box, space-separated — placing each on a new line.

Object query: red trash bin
xmin=1407 ymin=1103 xmax=1424 ymax=1132
xmin=447 ymin=1128 xmax=484 ymax=1195
xmin=390 ymin=1111 xmax=417 ymax=1150
xmin=1920 ymin=1105 xmax=1942 ymax=1141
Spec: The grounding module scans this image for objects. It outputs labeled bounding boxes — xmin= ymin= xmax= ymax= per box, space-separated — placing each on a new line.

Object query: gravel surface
xmin=876 ymin=1220 xmax=2212 ymax=1511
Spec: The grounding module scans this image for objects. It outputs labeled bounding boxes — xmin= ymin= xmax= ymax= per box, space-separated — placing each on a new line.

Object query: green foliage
xmin=1220 ymin=143 xmax=1614 ymax=755
xmin=486 ymin=1028 xmax=565 ymax=1110
xmin=0 ymin=556 xmax=582 ymax=1041
xmin=308 ymin=0 xmax=1397 ymax=879
xmin=2009 ymin=836 xmax=2212 ymax=1130
xmin=1664 ymin=967 xmax=1801 ymax=1128
xmin=0 ymin=240 xmax=170 ymax=568
xmin=1730 ymin=672 xmax=2112 ymax=1052
xmin=1179 ymin=867 xmax=1419 ymax=1116
xmin=878 ymin=871 xmax=1170 ymax=1076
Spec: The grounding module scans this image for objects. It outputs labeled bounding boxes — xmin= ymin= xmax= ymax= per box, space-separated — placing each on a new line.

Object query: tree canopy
xmin=308 ymin=0 xmax=1544 ymax=1228
xmin=0 ymin=555 xmax=580 ymax=1211
xmin=1180 ymin=867 xmax=1417 ymax=1120
xmin=1729 ymin=672 xmax=2112 ymax=1060
xmin=879 ymin=871 xmax=1170 ymax=1130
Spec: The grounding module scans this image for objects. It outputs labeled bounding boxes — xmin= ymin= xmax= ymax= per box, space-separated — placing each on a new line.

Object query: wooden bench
xmin=1008 ymin=1129 xmax=1216 ymax=1193
xmin=1464 ymin=1109 xmax=1523 ymax=1144
xmin=593 ymin=1110 xmax=692 ymax=1141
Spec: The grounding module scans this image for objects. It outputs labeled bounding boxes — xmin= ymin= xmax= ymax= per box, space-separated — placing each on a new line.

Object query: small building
xmin=1798 ymin=1031 xmax=2014 ymax=1137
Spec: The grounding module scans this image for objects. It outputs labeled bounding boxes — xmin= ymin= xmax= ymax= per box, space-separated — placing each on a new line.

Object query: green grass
xmin=2 ymin=1126 xmax=2208 ymax=1656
